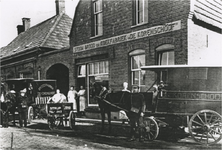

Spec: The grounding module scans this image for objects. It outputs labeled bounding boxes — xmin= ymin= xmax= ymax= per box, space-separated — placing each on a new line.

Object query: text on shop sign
xmin=73 ymin=20 xmax=181 ymax=52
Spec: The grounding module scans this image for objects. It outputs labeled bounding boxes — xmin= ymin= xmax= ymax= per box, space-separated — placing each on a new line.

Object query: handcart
xmin=47 ymin=103 xmax=76 ymax=130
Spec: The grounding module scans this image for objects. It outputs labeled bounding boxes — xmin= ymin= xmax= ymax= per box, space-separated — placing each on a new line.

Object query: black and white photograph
xmin=0 ymin=0 xmax=222 ymax=149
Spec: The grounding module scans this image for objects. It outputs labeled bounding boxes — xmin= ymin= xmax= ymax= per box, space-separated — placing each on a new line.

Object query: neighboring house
xmin=0 ymin=0 xmax=73 ymax=94
xmin=69 ymin=0 xmax=222 ymax=108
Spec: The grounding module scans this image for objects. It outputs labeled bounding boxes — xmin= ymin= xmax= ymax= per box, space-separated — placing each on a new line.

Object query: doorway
xmin=46 ymin=64 xmax=69 ymax=95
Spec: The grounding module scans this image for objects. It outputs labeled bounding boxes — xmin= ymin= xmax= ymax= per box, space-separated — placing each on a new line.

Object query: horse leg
xmin=107 ymin=111 xmax=112 ymax=134
xmin=100 ymin=109 xmax=105 ymax=133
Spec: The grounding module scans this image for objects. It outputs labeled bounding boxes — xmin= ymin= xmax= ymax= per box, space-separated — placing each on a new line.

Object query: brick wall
xmin=36 ymin=49 xmax=74 ymax=87
xmin=70 ymin=0 xmax=190 ymax=91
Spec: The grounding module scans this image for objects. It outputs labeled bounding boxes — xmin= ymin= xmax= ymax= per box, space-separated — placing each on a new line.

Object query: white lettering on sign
xmin=38 ymin=84 xmax=54 ymax=91
xmin=73 ymin=20 xmax=181 ymax=52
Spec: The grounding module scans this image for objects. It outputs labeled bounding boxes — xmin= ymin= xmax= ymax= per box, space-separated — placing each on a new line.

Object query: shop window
xmin=88 ymin=61 xmax=109 ymax=75
xmin=132 ymin=0 xmax=148 ymax=25
xmin=130 ymin=51 xmax=145 ymax=87
xmin=91 ymin=0 xmax=103 ymax=37
xmin=88 ymin=61 xmax=109 ymax=106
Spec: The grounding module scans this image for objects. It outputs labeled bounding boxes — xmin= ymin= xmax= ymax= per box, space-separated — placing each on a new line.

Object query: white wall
xmin=188 ymin=19 xmax=222 ymax=65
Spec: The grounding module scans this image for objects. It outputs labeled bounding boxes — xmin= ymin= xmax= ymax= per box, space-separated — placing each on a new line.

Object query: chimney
xmin=22 ymin=18 xmax=30 ymax=31
xmin=16 ymin=18 xmax=31 ymax=35
xmin=17 ymin=25 xmax=24 ymax=35
xmin=55 ymin=0 xmax=65 ymax=15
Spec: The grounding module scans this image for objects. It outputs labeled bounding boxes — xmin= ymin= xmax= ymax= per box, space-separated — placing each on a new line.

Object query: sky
xmin=0 ymin=0 xmax=79 ymax=48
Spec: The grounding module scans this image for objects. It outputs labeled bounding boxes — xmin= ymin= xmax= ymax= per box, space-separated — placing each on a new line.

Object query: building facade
xmin=70 ymin=0 xmax=222 ymax=108
xmin=0 ymin=0 xmax=73 ymax=95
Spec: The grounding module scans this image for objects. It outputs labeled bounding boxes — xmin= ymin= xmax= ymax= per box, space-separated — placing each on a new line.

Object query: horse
xmin=94 ymin=83 xmax=147 ymax=134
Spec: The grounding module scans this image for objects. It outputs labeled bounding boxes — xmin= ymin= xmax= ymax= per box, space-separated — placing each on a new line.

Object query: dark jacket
xmin=17 ymin=95 xmax=29 ymax=111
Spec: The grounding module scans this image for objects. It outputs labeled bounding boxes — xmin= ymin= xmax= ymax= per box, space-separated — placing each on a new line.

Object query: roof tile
xmin=0 ymin=13 xmax=72 ymax=58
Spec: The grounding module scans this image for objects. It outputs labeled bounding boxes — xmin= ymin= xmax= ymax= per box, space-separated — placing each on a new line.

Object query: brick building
xmin=70 ymin=0 xmax=222 ymax=109
xmin=0 ymin=0 xmax=73 ymax=94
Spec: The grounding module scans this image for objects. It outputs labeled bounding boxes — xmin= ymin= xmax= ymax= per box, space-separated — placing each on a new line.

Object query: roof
xmin=193 ymin=0 xmax=222 ymax=29
xmin=0 ymin=13 xmax=72 ymax=59
xmin=141 ymin=65 xmax=222 ymax=71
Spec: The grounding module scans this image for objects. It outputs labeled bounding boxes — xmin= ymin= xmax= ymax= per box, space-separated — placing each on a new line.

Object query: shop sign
xmin=73 ymin=20 xmax=181 ymax=53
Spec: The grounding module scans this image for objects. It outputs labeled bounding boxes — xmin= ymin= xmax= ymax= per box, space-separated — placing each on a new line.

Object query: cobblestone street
xmin=0 ymin=120 xmax=221 ymax=150
xmin=0 ymin=123 xmax=122 ymax=149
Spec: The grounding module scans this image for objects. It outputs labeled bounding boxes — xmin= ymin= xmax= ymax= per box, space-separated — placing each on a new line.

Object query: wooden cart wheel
xmin=27 ymin=106 xmax=34 ymax=124
xmin=143 ymin=117 xmax=159 ymax=141
xmin=48 ymin=117 xmax=54 ymax=130
xmin=69 ymin=111 xmax=76 ymax=129
xmin=188 ymin=110 xmax=222 ymax=145
xmin=48 ymin=116 xmax=62 ymax=130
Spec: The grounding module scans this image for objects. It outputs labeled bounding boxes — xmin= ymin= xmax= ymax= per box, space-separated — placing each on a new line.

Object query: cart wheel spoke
xmin=197 ymin=114 xmax=205 ymax=125
xmin=209 ymin=132 xmax=217 ymax=141
xmin=188 ymin=110 xmax=222 ymax=145
xmin=143 ymin=117 xmax=159 ymax=141
xmin=212 ymin=118 xmax=221 ymax=125
xmin=191 ymin=120 xmax=203 ymax=126
xmin=208 ymin=114 xmax=213 ymax=124
xmin=204 ymin=112 xmax=207 ymax=124
xmin=210 ymin=128 xmax=221 ymax=135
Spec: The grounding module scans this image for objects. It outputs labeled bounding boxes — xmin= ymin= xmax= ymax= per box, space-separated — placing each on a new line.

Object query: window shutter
xmin=144 ymin=0 xmax=148 ymax=23
xmin=132 ymin=0 xmax=136 ymax=25
xmin=91 ymin=0 xmax=95 ymax=37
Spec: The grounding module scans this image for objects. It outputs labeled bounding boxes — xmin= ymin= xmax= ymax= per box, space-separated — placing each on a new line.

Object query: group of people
xmin=0 ymin=86 xmax=30 ymax=128
xmin=48 ymin=85 xmax=86 ymax=115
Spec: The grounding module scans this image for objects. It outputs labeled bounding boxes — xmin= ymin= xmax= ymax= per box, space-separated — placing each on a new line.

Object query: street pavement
xmin=0 ymin=119 xmax=221 ymax=150
xmin=0 ymin=124 xmax=123 ymax=150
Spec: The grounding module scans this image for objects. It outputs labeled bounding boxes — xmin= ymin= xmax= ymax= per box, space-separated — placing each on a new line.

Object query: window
xmin=131 ymin=54 xmax=146 ymax=86
xmin=88 ymin=61 xmax=109 ymax=75
xmin=132 ymin=0 xmax=148 ymax=25
xmin=158 ymin=51 xmax=175 ymax=65
xmin=88 ymin=61 xmax=109 ymax=105
xmin=92 ymin=0 xmax=103 ymax=36
xmin=19 ymin=73 xmax=23 ymax=78
xmin=156 ymin=44 xmax=175 ymax=83
xmin=78 ymin=65 xmax=86 ymax=77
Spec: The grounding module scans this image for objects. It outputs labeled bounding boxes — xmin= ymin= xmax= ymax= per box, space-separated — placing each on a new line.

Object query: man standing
xmin=127 ymin=85 xmax=146 ymax=142
xmin=67 ymin=86 xmax=78 ymax=111
xmin=18 ymin=88 xmax=29 ymax=127
xmin=48 ymin=89 xmax=67 ymax=103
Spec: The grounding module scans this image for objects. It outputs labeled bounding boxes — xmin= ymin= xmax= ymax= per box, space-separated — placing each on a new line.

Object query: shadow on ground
xmin=21 ymin=121 xmax=222 ymax=149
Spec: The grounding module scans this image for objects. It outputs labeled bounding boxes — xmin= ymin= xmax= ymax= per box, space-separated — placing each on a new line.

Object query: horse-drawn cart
xmin=1 ymin=78 xmax=57 ymax=124
xmin=47 ymin=103 xmax=76 ymax=130
xmin=140 ymin=65 xmax=222 ymax=145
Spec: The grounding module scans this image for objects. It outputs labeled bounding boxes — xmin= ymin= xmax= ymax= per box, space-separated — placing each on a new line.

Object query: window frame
xmin=158 ymin=50 xmax=175 ymax=65
xmin=130 ymin=51 xmax=146 ymax=87
xmin=77 ymin=65 xmax=86 ymax=78
xmin=87 ymin=60 xmax=109 ymax=106
xmin=132 ymin=0 xmax=148 ymax=26
xmin=92 ymin=0 xmax=103 ymax=37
